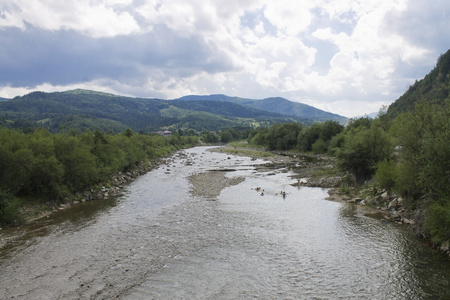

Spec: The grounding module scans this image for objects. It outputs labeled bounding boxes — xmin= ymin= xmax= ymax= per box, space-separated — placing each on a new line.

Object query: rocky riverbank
xmin=214 ymin=144 xmax=450 ymax=255
xmin=21 ymin=157 xmax=170 ymax=223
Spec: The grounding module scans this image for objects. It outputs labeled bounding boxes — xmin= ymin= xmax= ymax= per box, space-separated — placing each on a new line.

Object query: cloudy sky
xmin=1 ymin=0 xmax=449 ymax=117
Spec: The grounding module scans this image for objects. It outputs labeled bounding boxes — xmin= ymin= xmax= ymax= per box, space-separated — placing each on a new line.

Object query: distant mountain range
xmin=0 ymin=90 xmax=348 ymax=133
xmin=175 ymin=94 xmax=347 ymax=122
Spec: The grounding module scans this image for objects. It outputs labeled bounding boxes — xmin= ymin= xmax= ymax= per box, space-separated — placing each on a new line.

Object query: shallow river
xmin=0 ymin=146 xmax=449 ymax=299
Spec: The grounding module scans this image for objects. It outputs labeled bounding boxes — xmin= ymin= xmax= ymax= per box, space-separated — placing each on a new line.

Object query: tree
xmin=336 ymin=119 xmax=393 ymax=183
xmin=54 ymin=135 xmax=99 ymax=191
xmin=265 ymin=122 xmax=302 ymax=151
xmin=220 ymin=130 xmax=233 ymax=143
xmin=394 ymin=100 xmax=450 ymax=200
xmin=0 ymin=189 xmax=24 ymax=226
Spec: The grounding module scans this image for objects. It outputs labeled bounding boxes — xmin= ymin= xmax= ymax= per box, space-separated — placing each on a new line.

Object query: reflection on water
xmin=1 ymin=146 xmax=449 ymax=299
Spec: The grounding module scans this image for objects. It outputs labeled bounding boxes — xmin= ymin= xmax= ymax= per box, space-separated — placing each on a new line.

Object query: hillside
xmin=0 ymin=89 xmax=311 ymax=133
xmin=176 ymin=94 xmax=348 ymax=124
xmin=386 ymin=49 xmax=450 ymax=119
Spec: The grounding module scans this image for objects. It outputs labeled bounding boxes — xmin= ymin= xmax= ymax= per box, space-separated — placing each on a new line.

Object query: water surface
xmin=1 ymin=146 xmax=448 ymax=299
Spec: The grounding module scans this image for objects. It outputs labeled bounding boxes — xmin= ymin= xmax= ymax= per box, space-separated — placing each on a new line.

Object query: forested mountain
xmin=386 ymin=49 xmax=450 ymax=119
xmin=0 ymin=89 xmax=347 ymax=133
xmin=176 ymin=94 xmax=348 ymax=123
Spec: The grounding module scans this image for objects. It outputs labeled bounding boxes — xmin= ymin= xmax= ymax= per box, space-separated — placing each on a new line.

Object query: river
xmin=0 ymin=146 xmax=449 ymax=299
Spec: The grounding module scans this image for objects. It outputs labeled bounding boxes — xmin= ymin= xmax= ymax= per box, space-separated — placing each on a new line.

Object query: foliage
xmin=424 ymin=197 xmax=450 ymax=243
xmin=374 ymin=159 xmax=397 ymax=191
xmin=393 ymin=101 xmax=450 ymax=200
xmin=0 ymin=127 xmax=200 ymax=226
xmin=297 ymin=120 xmax=344 ymax=153
xmin=311 ymin=139 xmax=328 ymax=154
xmin=0 ymin=189 xmax=24 ymax=226
xmin=335 ymin=119 xmax=393 ymax=183
xmin=265 ymin=122 xmax=303 ymax=151
xmin=385 ymin=49 xmax=450 ymax=120
xmin=247 ymin=120 xmax=343 ymax=154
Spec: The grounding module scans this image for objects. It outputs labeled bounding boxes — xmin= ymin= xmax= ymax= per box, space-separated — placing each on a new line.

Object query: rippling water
xmin=1 ymin=146 xmax=449 ymax=299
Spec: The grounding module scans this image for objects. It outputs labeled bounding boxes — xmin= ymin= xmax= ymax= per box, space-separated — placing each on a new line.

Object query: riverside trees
xmin=0 ymin=128 xmax=199 ymax=226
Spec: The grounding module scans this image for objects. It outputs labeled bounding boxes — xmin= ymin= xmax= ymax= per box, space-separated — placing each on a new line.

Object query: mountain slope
xmin=175 ymin=94 xmax=348 ymax=123
xmin=0 ymin=89 xmax=302 ymax=132
xmin=386 ymin=49 xmax=450 ymax=119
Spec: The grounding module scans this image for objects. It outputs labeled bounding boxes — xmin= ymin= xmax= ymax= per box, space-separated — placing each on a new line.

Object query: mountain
xmin=0 ymin=89 xmax=313 ymax=133
xmin=386 ymin=49 xmax=450 ymax=119
xmin=175 ymin=94 xmax=348 ymax=123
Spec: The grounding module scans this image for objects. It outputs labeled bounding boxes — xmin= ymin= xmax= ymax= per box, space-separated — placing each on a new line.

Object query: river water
xmin=0 ymin=146 xmax=449 ymax=299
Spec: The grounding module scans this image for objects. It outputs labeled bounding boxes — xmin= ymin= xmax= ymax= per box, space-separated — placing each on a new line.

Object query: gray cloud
xmin=1 ymin=0 xmax=449 ymax=117
xmin=0 ymin=25 xmax=234 ymax=88
xmin=384 ymin=0 xmax=450 ymax=57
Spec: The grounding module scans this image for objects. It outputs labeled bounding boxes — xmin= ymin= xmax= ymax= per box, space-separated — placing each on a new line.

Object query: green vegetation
xmin=248 ymin=121 xmax=344 ymax=154
xmin=0 ymin=123 xmax=257 ymax=226
xmin=0 ymin=89 xmax=343 ymax=134
xmin=0 ymin=127 xmax=199 ymax=226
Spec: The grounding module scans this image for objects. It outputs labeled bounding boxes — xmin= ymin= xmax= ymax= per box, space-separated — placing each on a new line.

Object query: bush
xmin=0 ymin=189 xmax=24 ymax=227
xmin=424 ymin=197 xmax=450 ymax=243
xmin=374 ymin=159 xmax=397 ymax=190
xmin=336 ymin=119 xmax=393 ymax=183
xmin=394 ymin=100 xmax=450 ymax=199
xmin=311 ymin=138 xmax=328 ymax=154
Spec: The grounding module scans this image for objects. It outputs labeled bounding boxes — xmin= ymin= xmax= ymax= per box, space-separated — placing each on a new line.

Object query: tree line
xmin=0 ymin=128 xmax=199 ymax=226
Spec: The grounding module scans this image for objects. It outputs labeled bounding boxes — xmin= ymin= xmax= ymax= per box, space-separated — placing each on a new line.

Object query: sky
xmin=0 ymin=0 xmax=449 ymax=117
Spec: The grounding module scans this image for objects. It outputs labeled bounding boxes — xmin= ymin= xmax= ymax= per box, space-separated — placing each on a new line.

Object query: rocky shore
xmin=22 ymin=157 xmax=170 ymax=223
xmin=215 ymin=145 xmax=450 ymax=256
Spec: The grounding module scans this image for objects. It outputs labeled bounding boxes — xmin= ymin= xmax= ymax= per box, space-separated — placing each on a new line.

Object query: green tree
xmin=336 ymin=119 xmax=393 ymax=183
xmin=0 ymin=189 xmax=24 ymax=226
xmin=54 ymin=135 xmax=99 ymax=191
xmin=266 ymin=122 xmax=302 ymax=151
xmin=394 ymin=100 xmax=450 ymax=200
xmin=220 ymin=130 xmax=233 ymax=143
xmin=297 ymin=123 xmax=321 ymax=152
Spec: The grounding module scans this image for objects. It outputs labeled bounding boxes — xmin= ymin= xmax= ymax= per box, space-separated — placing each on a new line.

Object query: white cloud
xmin=1 ymin=0 xmax=449 ymax=118
xmin=309 ymin=0 xmax=431 ymax=102
xmin=264 ymin=1 xmax=316 ymax=35
xmin=0 ymin=0 xmax=140 ymax=37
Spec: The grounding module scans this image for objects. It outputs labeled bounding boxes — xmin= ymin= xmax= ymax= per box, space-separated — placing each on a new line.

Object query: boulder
xmin=439 ymin=240 xmax=449 ymax=253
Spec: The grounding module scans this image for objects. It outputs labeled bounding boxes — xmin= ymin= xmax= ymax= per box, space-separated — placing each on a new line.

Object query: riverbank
xmin=3 ymin=144 xmax=448 ymax=255
xmin=6 ymin=150 xmax=185 ymax=232
xmin=213 ymin=144 xmax=449 ymax=255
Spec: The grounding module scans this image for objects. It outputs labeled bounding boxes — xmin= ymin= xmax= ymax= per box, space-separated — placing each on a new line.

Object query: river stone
xmin=439 ymin=240 xmax=449 ymax=253
xmin=388 ymin=198 xmax=399 ymax=210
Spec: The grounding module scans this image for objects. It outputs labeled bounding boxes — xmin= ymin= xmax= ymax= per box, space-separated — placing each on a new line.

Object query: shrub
xmin=0 ymin=189 xmax=24 ymax=227
xmin=312 ymin=138 xmax=328 ymax=154
xmin=424 ymin=197 xmax=450 ymax=243
xmin=374 ymin=159 xmax=397 ymax=191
